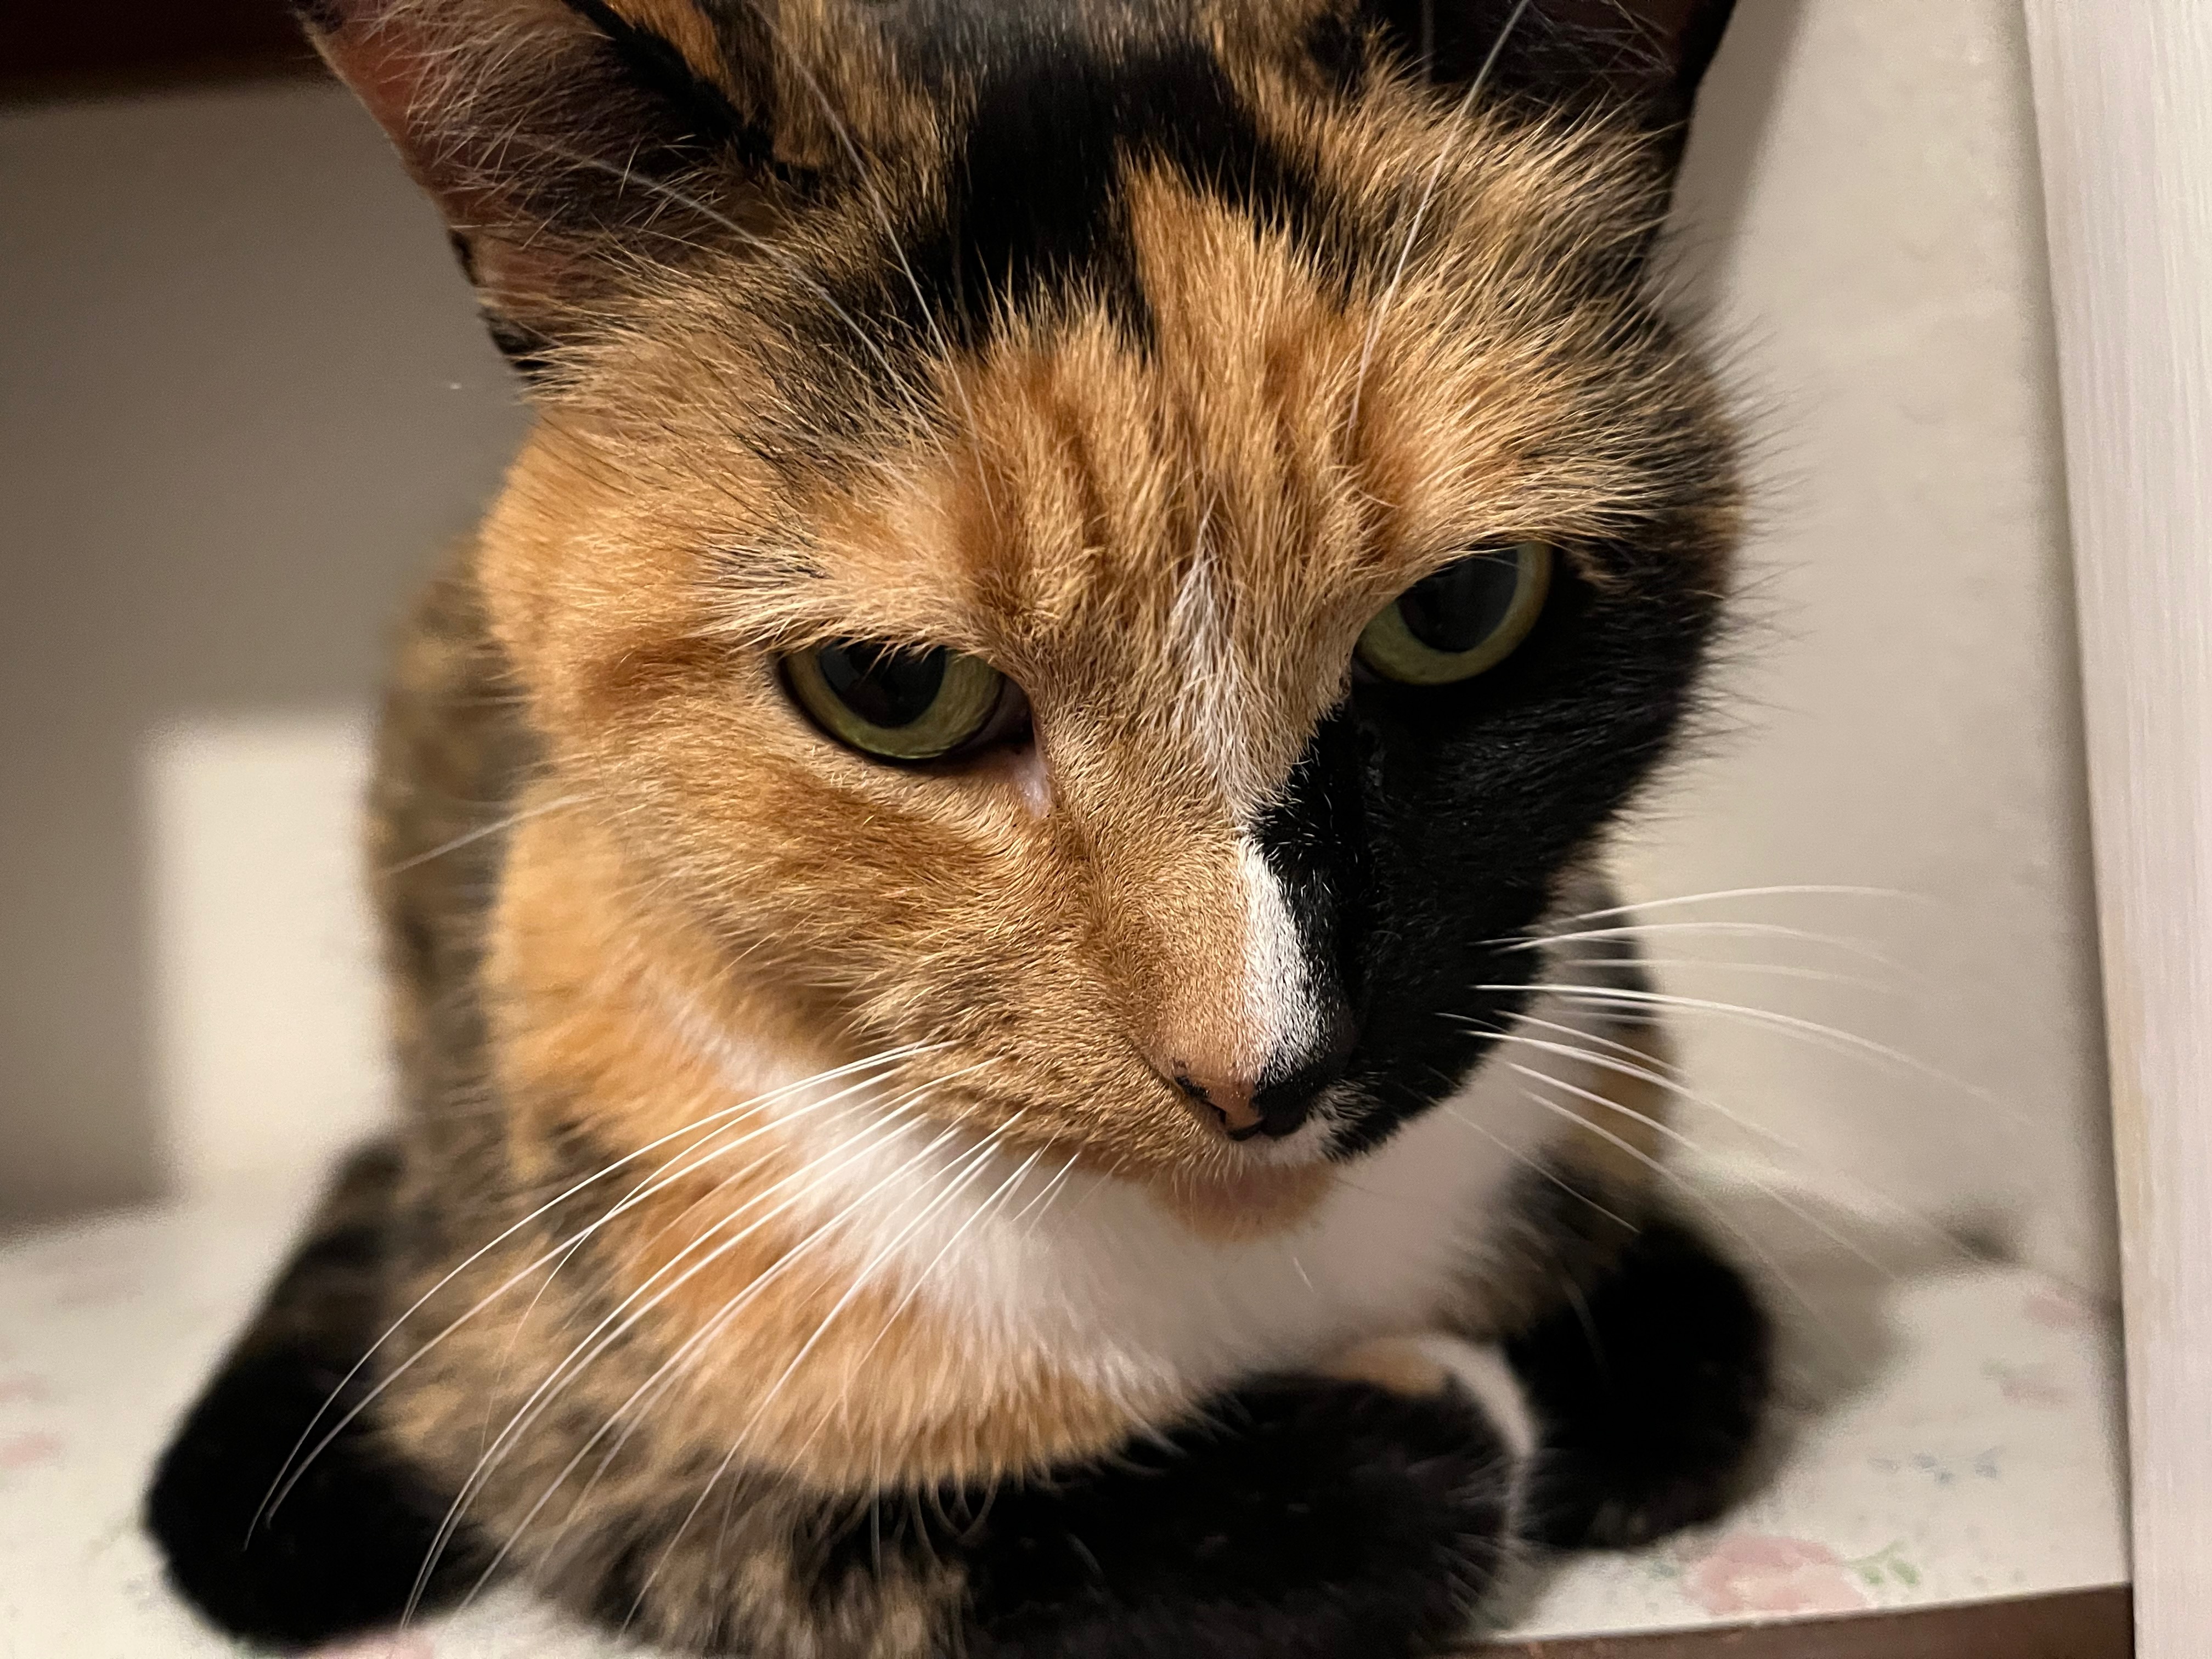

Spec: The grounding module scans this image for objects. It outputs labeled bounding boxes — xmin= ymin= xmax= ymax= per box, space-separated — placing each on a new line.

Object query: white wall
xmin=144 ymin=712 xmax=392 ymax=1197
xmin=1630 ymin=0 xmax=2114 ymax=1294
xmin=0 ymin=5 xmax=2115 ymax=1295
xmin=0 ymin=81 xmax=526 ymax=1224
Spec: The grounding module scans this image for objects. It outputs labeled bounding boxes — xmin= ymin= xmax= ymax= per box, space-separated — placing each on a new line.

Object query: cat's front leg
xmin=1504 ymin=1216 xmax=1773 ymax=1550
xmin=955 ymin=1338 xmax=1531 ymax=1659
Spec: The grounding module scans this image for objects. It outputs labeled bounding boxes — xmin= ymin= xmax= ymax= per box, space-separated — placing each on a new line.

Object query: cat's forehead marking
xmin=584 ymin=1 xmax=1725 ymax=820
xmin=1166 ymin=520 xmax=1267 ymax=815
xmin=928 ymin=243 xmax=1371 ymax=816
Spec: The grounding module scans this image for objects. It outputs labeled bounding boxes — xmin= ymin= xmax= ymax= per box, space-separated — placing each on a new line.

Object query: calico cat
xmin=147 ymin=1 xmax=1769 ymax=1654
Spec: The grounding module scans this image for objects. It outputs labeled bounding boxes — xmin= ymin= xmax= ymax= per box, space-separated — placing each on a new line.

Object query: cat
xmin=147 ymin=2 xmax=1769 ymax=1655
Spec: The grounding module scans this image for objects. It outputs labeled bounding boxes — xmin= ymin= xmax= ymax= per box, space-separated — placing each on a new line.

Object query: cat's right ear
xmin=294 ymin=0 xmax=799 ymax=370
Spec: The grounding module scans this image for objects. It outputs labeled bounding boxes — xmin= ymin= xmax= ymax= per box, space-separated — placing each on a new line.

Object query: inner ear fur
xmin=293 ymin=0 xmax=809 ymax=363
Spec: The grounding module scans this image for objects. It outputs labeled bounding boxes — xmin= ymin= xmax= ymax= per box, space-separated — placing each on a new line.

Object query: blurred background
xmin=0 ymin=2 xmax=2117 ymax=1302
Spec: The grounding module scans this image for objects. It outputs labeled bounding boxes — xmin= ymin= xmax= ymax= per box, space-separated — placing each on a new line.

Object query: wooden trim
xmin=0 ymin=0 xmax=321 ymax=104
xmin=2021 ymin=5 xmax=2212 ymax=1657
xmin=1478 ymin=1587 xmax=2131 ymax=1659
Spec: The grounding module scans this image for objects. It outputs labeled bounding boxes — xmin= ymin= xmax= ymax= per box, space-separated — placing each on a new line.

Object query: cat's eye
xmin=782 ymin=639 xmax=1015 ymax=761
xmin=1355 ymin=543 xmax=1554 ymax=685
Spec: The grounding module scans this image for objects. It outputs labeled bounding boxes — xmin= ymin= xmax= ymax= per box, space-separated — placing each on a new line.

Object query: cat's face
xmin=315 ymin=0 xmax=1737 ymax=1187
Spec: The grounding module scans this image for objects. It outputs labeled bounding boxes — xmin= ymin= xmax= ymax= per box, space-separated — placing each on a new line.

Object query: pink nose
xmin=1164 ymin=1063 xmax=1265 ymax=1138
xmin=1146 ymin=1008 xmax=1357 ymax=1143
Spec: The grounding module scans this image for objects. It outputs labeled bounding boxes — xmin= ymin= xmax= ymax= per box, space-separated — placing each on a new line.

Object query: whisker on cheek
xmin=256 ymin=1042 xmax=946 ymax=1533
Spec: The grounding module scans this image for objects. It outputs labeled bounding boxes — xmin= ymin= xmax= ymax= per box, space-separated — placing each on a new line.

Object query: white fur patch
xmin=694 ymin=995 xmax=1599 ymax=1401
xmin=1235 ymin=836 xmax=1322 ymax=1076
xmin=1167 ymin=540 xmax=1330 ymax=1088
xmin=1168 ymin=524 xmax=1266 ymax=810
xmin=674 ymin=931 xmax=1655 ymax=1421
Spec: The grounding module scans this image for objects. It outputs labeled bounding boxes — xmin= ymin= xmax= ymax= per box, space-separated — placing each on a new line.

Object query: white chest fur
xmin=719 ymin=991 xmax=1610 ymax=1409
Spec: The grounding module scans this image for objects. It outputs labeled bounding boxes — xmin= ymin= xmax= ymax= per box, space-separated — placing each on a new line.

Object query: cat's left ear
xmin=293 ymin=0 xmax=804 ymax=370
xmin=1342 ymin=0 xmax=1736 ymax=171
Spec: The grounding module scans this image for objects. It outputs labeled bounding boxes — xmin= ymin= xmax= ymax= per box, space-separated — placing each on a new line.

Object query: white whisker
xmin=1511 ymin=917 xmax=1885 ymax=955
xmin=1440 ymin=1104 xmax=1637 ymax=1233
xmin=735 ymin=1111 xmax=1034 ymax=1448
xmin=1475 ymin=982 xmax=2020 ymax=1121
xmin=1503 ymin=1076 xmax=1842 ymax=1357
xmin=442 ymin=1073 xmax=999 ymax=1613
xmin=417 ymin=1093 xmax=959 ymax=1615
xmin=1479 ymin=1015 xmax=1988 ymax=1262
xmin=256 ymin=1042 xmax=941 ymax=1534
xmin=1509 ymin=918 xmax=1915 ymax=982
xmin=1503 ymin=1062 xmax=1894 ymax=1278
xmin=379 ymin=793 xmax=591 ymax=876
xmin=627 ymin=1126 xmax=1050 ymax=1612
xmin=1008 ymin=1147 xmax=1084 ymax=1237
xmin=1545 ymin=884 xmax=1928 ymax=929
xmin=1592 ymin=956 xmax=1903 ymax=996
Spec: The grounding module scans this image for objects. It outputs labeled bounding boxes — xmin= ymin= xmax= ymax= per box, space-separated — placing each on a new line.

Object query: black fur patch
xmin=145 ymin=1147 xmax=487 ymax=1649
xmin=1357 ymin=0 xmax=1735 ymax=117
xmin=1254 ymin=553 xmax=1721 ymax=1160
xmin=1308 ymin=1 xmax=1737 ymax=199
xmin=561 ymin=0 xmax=751 ymax=150
xmin=819 ymin=1372 xmax=1515 ymax=1658
xmin=871 ymin=19 xmax=1342 ymax=349
xmin=1506 ymin=1215 xmax=1772 ymax=1548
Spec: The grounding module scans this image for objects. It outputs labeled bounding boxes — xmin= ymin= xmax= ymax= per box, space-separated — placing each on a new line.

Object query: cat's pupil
xmin=1400 ymin=555 xmax=1519 ymax=654
xmin=817 ymin=642 xmax=947 ymax=729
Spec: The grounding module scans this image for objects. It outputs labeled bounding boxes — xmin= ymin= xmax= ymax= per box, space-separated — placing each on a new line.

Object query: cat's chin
xmin=1149 ymin=1156 xmax=1338 ymax=1241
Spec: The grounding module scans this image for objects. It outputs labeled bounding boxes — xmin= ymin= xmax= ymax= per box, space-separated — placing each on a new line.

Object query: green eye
xmin=1356 ymin=543 xmax=1553 ymax=685
xmin=782 ymin=639 xmax=1011 ymax=761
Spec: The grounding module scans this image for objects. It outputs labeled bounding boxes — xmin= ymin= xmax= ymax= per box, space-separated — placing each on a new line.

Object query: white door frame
xmin=2022 ymin=7 xmax=2212 ymax=1654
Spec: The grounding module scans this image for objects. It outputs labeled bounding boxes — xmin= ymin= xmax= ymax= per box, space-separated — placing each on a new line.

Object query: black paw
xmin=148 ymin=1344 xmax=482 ymax=1650
xmin=145 ymin=1147 xmax=484 ymax=1650
xmin=1505 ymin=1216 xmax=1771 ymax=1549
xmin=958 ymin=1374 xmax=1516 ymax=1659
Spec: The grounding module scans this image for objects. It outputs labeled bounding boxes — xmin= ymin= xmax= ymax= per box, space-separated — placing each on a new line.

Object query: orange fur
xmin=291 ymin=1 xmax=1744 ymax=1640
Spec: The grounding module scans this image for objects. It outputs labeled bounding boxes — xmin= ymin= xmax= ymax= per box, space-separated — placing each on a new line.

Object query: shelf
xmin=0 ymin=1171 xmax=2128 ymax=1656
xmin=1483 ymin=1587 xmax=2128 ymax=1657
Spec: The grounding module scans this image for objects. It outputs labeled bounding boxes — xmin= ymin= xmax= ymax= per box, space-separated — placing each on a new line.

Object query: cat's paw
xmin=1322 ymin=1332 xmax=1538 ymax=1468
xmin=959 ymin=1345 xmax=1524 ymax=1659
xmin=145 ymin=1144 xmax=484 ymax=1650
xmin=1506 ymin=1216 xmax=1773 ymax=1550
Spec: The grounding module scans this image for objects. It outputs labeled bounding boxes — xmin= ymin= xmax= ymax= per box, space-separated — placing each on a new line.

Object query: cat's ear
xmin=1353 ymin=1 xmax=1735 ymax=155
xmin=294 ymin=0 xmax=799 ymax=368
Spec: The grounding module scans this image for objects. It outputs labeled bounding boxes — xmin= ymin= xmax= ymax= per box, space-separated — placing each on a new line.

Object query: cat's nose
xmin=1159 ymin=1015 xmax=1356 ymax=1143
xmin=1167 ymin=1067 xmax=1272 ymax=1138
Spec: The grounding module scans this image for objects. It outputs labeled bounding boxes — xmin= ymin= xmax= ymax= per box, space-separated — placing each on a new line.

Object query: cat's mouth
xmin=1135 ymin=1087 xmax=1361 ymax=1236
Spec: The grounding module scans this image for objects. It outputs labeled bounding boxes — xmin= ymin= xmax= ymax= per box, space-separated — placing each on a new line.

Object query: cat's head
xmin=312 ymin=0 xmax=1739 ymax=1186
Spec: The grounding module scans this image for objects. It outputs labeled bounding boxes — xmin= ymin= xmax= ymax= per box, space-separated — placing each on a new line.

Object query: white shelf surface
xmin=0 ymin=1174 xmax=2128 ymax=1658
